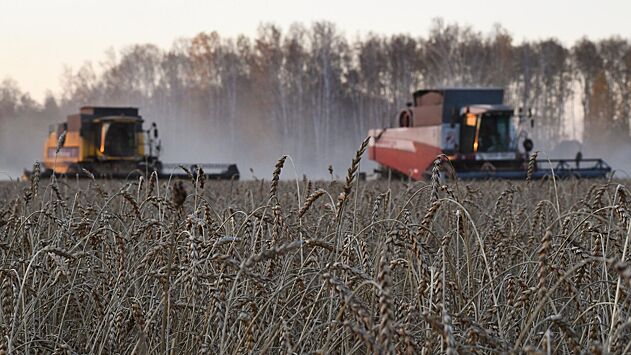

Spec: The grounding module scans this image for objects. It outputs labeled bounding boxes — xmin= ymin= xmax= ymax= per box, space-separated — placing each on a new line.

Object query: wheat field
xmin=1 ymin=150 xmax=630 ymax=354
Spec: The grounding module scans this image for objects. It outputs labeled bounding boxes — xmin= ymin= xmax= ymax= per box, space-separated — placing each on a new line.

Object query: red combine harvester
xmin=368 ymin=88 xmax=610 ymax=180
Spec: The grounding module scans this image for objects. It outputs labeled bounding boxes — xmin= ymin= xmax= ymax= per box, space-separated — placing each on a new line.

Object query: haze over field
xmin=1 ymin=1 xmax=631 ymax=179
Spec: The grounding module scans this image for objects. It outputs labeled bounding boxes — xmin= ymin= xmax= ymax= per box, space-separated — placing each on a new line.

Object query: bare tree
xmin=599 ymin=38 xmax=631 ymax=136
xmin=573 ymin=38 xmax=603 ymax=141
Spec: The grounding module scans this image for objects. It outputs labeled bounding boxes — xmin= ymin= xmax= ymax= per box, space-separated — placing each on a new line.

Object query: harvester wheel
xmin=67 ymin=164 xmax=81 ymax=175
xmin=153 ymin=161 xmax=163 ymax=175
xmin=481 ymin=162 xmax=496 ymax=172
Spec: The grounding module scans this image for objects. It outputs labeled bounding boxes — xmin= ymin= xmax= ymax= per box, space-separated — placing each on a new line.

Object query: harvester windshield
xmin=476 ymin=112 xmax=512 ymax=153
xmin=100 ymin=122 xmax=137 ymax=157
xmin=461 ymin=111 xmax=513 ymax=154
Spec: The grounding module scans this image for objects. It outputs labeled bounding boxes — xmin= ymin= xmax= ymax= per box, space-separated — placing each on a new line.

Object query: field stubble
xmin=1 ymin=154 xmax=631 ymax=354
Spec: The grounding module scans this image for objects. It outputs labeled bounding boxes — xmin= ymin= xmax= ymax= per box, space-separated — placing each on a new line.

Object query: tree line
xmin=1 ymin=19 xmax=630 ymax=175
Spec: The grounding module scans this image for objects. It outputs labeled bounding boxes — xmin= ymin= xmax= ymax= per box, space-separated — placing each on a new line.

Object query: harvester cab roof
xmin=461 ymin=104 xmax=514 ymax=115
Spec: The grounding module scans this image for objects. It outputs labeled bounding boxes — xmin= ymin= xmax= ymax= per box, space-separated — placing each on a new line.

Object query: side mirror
xmin=151 ymin=122 xmax=158 ymax=138
xmin=523 ymin=138 xmax=533 ymax=153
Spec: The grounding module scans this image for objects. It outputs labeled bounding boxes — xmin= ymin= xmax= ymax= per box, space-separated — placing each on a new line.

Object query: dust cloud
xmin=150 ymin=114 xmax=363 ymax=182
xmin=542 ymin=138 xmax=631 ymax=178
xmin=0 ymin=114 xmax=55 ymax=180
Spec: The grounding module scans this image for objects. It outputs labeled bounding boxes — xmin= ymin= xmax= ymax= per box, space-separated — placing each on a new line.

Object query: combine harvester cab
xmin=368 ymin=88 xmax=610 ymax=180
xmin=26 ymin=106 xmax=239 ymax=180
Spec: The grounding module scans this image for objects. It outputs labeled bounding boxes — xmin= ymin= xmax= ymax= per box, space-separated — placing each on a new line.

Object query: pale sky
xmin=1 ymin=0 xmax=629 ymax=102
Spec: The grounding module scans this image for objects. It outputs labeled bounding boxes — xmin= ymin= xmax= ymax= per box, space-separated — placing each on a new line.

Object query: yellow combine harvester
xmin=27 ymin=106 xmax=239 ymax=179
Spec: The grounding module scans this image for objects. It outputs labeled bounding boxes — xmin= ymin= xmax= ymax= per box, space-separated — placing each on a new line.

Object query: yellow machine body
xmin=42 ymin=107 xmax=148 ymax=175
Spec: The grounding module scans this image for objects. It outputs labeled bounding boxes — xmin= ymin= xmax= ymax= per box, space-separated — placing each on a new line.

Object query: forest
xmin=1 ymin=19 xmax=630 ymax=177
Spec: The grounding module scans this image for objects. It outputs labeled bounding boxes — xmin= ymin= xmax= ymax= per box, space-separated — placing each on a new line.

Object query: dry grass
xmin=1 ymin=154 xmax=631 ymax=354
